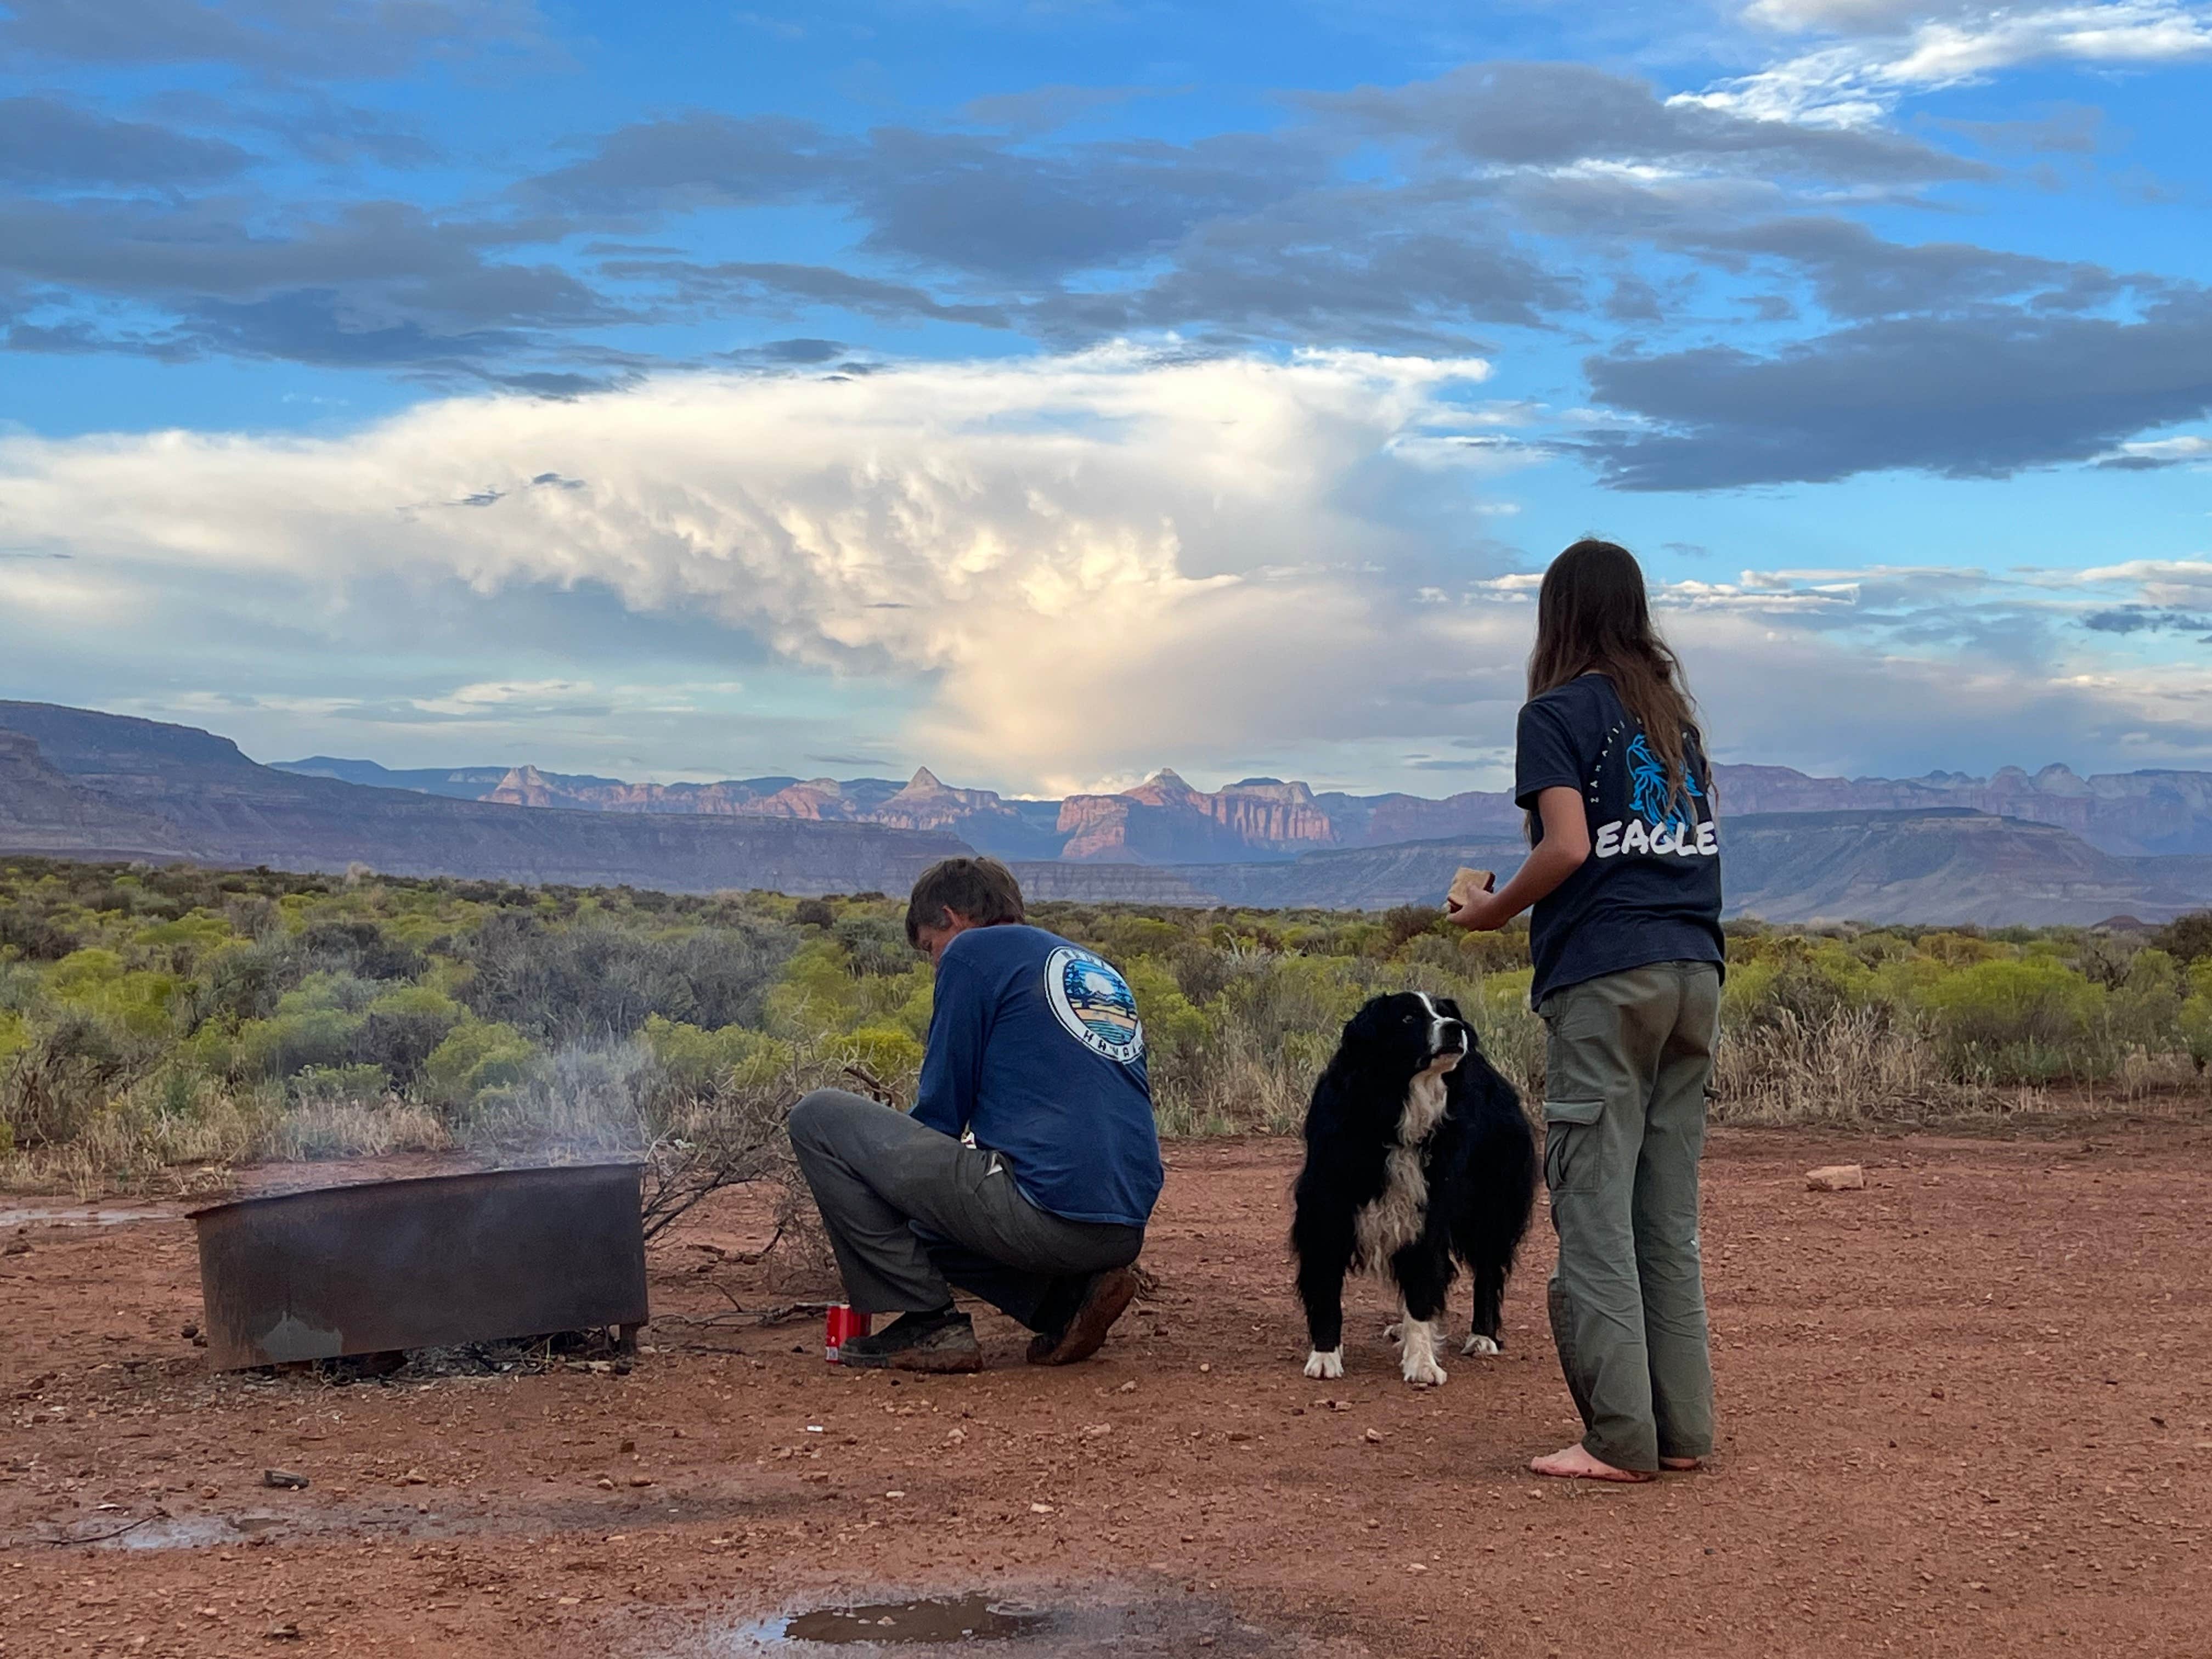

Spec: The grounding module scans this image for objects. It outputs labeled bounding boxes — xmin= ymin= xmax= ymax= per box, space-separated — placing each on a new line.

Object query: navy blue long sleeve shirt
xmin=911 ymin=924 xmax=1163 ymax=1228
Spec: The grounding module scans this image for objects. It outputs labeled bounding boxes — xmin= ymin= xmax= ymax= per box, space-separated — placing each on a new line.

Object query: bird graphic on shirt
xmin=1627 ymin=732 xmax=1702 ymax=834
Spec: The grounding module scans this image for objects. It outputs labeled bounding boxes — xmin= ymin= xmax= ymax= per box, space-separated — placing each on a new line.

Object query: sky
xmin=0 ymin=0 xmax=2208 ymax=798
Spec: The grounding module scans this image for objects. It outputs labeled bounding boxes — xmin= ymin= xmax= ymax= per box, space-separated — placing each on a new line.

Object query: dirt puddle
xmin=707 ymin=1586 xmax=1353 ymax=1656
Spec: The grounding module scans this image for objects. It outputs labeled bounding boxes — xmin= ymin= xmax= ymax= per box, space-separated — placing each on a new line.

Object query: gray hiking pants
xmin=787 ymin=1088 xmax=1144 ymax=1329
xmin=1539 ymin=961 xmax=1720 ymax=1473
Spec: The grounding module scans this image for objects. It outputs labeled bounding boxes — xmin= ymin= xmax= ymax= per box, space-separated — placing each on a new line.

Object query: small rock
xmin=627 ymin=1475 xmax=653 ymax=1488
xmin=595 ymin=1477 xmax=616 ymax=1489
xmin=619 ymin=1438 xmax=635 ymax=1454
xmin=3 ymin=1240 xmax=31 ymax=1256
xmin=1805 ymin=1164 xmax=1865 ymax=1192
xmin=1030 ymin=1502 xmax=1054 ymax=1514
xmin=1363 ymin=1428 xmax=1385 ymax=1443
xmin=264 ymin=1623 xmax=301 ymax=1642
xmin=1118 ymin=1380 xmax=1137 ymax=1393
xmin=180 ymin=1322 xmax=199 ymax=1339
xmin=400 ymin=1470 xmax=428 ymax=1486
xmin=261 ymin=1469 xmax=309 ymax=1491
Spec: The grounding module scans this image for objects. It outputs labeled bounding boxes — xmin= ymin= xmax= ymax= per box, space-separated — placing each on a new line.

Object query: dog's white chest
xmin=1352 ymin=1071 xmax=1448 ymax=1272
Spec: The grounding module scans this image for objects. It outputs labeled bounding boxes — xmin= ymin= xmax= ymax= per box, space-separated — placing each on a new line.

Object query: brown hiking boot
xmin=1025 ymin=1267 xmax=1139 ymax=1366
xmin=838 ymin=1308 xmax=984 ymax=1373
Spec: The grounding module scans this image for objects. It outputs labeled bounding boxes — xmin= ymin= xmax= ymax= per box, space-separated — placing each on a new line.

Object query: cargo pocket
xmin=1542 ymin=1097 xmax=1605 ymax=1195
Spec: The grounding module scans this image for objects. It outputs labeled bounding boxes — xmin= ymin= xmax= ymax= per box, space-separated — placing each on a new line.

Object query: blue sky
xmin=1 ymin=0 xmax=2208 ymax=796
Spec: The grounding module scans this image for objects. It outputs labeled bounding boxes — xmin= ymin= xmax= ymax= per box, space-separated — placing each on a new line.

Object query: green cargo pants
xmin=1539 ymin=960 xmax=1720 ymax=1473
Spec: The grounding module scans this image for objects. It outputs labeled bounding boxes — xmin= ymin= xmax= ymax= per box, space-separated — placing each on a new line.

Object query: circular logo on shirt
xmin=1045 ymin=946 xmax=1145 ymax=1064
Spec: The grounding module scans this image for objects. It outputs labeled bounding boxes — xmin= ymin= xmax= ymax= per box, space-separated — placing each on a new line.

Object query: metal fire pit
xmin=189 ymin=1164 xmax=649 ymax=1372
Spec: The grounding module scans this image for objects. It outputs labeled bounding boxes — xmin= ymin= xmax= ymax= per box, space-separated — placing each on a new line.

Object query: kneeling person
xmin=788 ymin=857 xmax=1162 ymax=1372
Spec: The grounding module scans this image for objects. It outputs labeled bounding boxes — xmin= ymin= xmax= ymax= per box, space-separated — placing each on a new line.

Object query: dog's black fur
xmin=1290 ymin=991 xmax=1537 ymax=1383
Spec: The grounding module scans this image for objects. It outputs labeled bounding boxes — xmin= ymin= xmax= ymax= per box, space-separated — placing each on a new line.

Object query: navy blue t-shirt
xmin=911 ymin=924 xmax=1163 ymax=1228
xmin=1515 ymin=673 xmax=1725 ymax=1007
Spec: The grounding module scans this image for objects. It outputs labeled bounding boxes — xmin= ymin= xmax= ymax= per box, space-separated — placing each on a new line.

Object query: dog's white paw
xmin=1401 ymin=1354 xmax=1447 ymax=1387
xmin=1303 ymin=1347 xmax=1345 ymax=1380
xmin=1398 ymin=1320 xmax=1447 ymax=1386
xmin=1462 ymin=1333 xmax=1502 ymax=1357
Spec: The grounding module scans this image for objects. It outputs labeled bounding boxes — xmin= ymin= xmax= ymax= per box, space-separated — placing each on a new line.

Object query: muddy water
xmin=713 ymin=1588 xmax=1323 ymax=1656
xmin=769 ymin=1595 xmax=1047 ymax=1644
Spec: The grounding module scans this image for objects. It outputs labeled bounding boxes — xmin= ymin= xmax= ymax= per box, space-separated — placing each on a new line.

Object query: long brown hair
xmin=1527 ymin=538 xmax=1705 ymax=826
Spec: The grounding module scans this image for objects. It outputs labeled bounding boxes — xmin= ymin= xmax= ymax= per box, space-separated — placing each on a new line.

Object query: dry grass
xmin=8 ymin=1004 xmax=2206 ymax=1203
xmin=1711 ymin=1007 xmax=1958 ymax=1126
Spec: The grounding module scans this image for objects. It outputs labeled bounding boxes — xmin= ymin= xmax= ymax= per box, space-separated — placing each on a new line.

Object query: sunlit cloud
xmin=5 ymin=350 xmax=2212 ymax=789
xmin=1690 ymin=2 xmax=2212 ymax=127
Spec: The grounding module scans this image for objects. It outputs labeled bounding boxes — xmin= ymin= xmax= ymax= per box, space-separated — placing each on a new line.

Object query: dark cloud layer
xmin=0 ymin=0 xmax=541 ymax=75
xmin=1582 ymin=290 xmax=2212 ymax=489
xmin=3 ymin=30 xmax=2206 ymax=487
xmin=0 ymin=95 xmax=250 ymax=185
xmin=1314 ymin=61 xmax=1988 ymax=184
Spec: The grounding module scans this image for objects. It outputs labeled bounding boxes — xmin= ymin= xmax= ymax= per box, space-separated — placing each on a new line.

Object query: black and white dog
xmin=1291 ymin=992 xmax=1537 ymax=1387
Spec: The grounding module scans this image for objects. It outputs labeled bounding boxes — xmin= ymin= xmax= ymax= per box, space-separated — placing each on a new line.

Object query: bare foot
xmin=1660 ymin=1456 xmax=1701 ymax=1471
xmin=1528 ymin=1444 xmax=1654 ymax=1483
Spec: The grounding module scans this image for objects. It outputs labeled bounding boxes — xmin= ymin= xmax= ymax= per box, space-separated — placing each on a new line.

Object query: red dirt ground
xmin=3 ymin=1123 xmax=2209 ymax=1657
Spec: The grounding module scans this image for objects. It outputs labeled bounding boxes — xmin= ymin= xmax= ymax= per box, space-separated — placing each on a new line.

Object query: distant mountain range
xmin=0 ymin=703 xmax=963 ymax=896
xmin=277 ymin=753 xmax=2212 ymax=865
xmin=3 ymin=701 xmax=2210 ymax=923
xmin=1014 ymin=810 xmax=2211 ymax=927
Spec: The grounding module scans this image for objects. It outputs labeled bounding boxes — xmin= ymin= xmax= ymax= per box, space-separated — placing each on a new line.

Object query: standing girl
xmin=1446 ymin=538 xmax=1723 ymax=1483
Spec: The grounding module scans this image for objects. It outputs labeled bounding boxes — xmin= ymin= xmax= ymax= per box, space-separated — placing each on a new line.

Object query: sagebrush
xmin=2 ymin=857 xmax=2207 ymax=1192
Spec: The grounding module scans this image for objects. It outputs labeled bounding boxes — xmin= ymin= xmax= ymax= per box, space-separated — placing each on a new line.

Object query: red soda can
xmin=825 ymin=1304 xmax=870 ymax=1363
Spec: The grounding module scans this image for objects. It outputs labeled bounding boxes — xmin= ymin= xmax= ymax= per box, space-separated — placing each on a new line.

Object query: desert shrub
xmin=0 ymin=906 xmax=82 ymax=960
xmin=298 ymin=918 xmax=426 ymax=982
xmin=1124 ymin=958 xmax=1211 ymax=1064
xmin=227 ymin=1005 xmax=364 ymax=1080
xmin=832 ymin=1026 xmax=927 ymax=1091
xmin=1380 ymin=904 xmax=1442 ymax=952
xmin=288 ymin=1063 xmax=392 ymax=1105
xmin=641 ymin=1015 xmax=795 ymax=1091
xmin=1713 ymin=1005 xmax=1949 ymax=1124
xmin=764 ymin=939 xmax=932 ymax=1043
xmin=1 ymin=1007 xmax=143 ymax=1147
xmin=7 ymin=856 xmax=2211 ymax=1187
xmin=1166 ymin=938 xmax=1235 ymax=1003
xmin=458 ymin=913 xmax=797 ymax=1043
xmin=2107 ymin=949 xmax=2184 ymax=1050
xmin=197 ymin=934 xmax=302 ymax=1024
xmin=833 ymin=913 xmax=912 ymax=975
xmin=1724 ymin=938 xmax=1879 ymax=1032
xmin=2154 ymin=911 xmax=2212 ymax=965
xmin=351 ymin=983 xmax=465 ymax=1081
xmin=421 ymin=1020 xmax=539 ymax=1107
xmin=131 ymin=910 xmax=240 ymax=972
xmin=1917 ymin=957 xmax=2106 ymax=1082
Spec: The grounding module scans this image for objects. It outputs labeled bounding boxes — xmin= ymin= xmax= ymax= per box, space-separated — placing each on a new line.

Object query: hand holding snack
xmin=1444 ymin=866 xmax=1496 ymax=916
